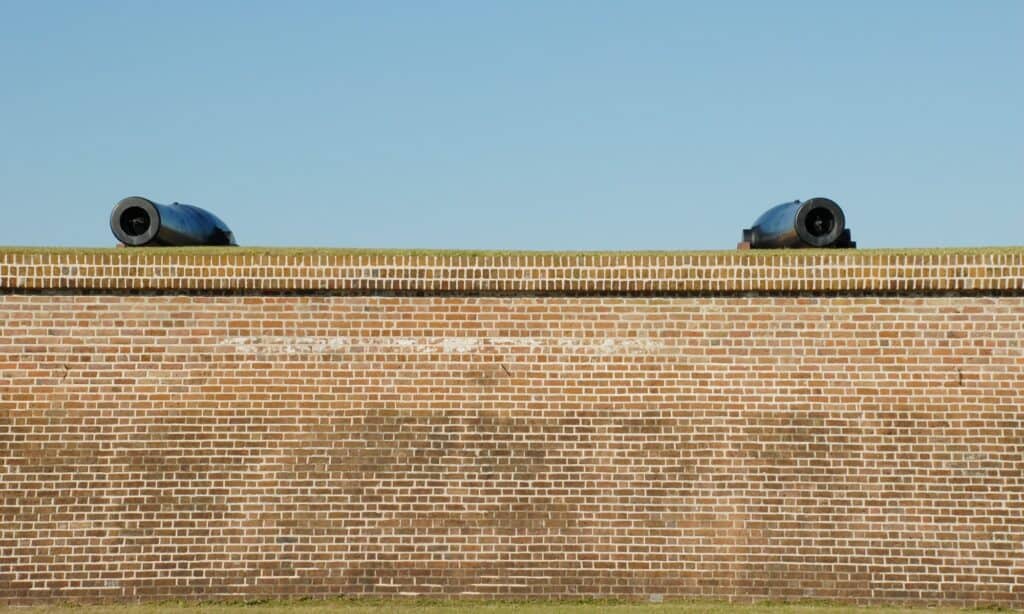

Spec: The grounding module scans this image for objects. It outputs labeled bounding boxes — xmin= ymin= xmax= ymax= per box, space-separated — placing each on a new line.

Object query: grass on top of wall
xmin=1 ymin=246 xmax=1023 ymax=259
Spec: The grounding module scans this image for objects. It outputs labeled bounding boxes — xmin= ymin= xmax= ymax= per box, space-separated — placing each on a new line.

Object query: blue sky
xmin=1 ymin=1 xmax=1020 ymax=250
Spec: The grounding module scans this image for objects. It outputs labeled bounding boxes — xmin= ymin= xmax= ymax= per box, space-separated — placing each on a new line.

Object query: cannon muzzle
xmin=741 ymin=197 xmax=854 ymax=249
xmin=111 ymin=197 xmax=237 ymax=247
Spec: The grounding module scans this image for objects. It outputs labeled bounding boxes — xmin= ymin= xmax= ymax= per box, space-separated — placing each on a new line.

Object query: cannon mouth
xmin=110 ymin=197 xmax=160 ymax=246
xmin=795 ymin=197 xmax=845 ymax=247
xmin=119 ymin=206 xmax=151 ymax=237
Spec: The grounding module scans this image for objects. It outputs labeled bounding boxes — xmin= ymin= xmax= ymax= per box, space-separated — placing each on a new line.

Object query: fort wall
xmin=1 ymin=249 xmax=1022 ymax=606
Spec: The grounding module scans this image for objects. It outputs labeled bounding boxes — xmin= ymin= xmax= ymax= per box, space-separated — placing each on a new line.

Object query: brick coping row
xmin=1 ymin=249 xmax=1022 ymax=294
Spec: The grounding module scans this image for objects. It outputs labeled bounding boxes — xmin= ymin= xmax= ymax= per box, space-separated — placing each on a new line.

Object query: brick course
xmin=1 ymin=249 xmax=1022 ymax=606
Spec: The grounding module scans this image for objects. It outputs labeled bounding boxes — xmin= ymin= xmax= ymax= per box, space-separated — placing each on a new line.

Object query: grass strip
xmin=1 ymin=246 xmax=1023 ymax=258
xmin=0 ymin=597 xmax=1017 ymax=614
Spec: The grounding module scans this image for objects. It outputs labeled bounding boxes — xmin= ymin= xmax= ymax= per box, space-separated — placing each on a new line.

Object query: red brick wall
xmin=1 ymin=250 xmax=1022 ymax=606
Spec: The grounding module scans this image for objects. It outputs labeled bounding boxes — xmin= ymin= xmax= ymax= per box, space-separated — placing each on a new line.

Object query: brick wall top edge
xmin=1 ymin=248 xmax=1022 ymax=294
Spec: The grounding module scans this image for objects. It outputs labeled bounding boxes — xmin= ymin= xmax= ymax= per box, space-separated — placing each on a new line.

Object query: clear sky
xmin=1 ymin=1 xmax=1021 ymax=250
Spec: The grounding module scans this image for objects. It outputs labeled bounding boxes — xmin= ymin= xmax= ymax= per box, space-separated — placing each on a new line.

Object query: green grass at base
xmin=0 ymin=598 xmax=1017 ymax=614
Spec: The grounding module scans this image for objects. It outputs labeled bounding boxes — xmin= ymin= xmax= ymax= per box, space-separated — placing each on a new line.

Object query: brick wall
xmin=1 ymin=249 xmax=1022 ymax=606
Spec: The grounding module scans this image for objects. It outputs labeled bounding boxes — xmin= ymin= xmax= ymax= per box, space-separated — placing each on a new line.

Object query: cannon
xmin=741 ymin=197 xmax=854 ymax=249
xmin=110 ymin=197 xmax=237 ymax=247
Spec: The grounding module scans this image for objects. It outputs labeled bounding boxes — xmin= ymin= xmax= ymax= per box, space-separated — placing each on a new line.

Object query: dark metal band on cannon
xmin=741 ymin=197 xmax=854 ymax=249
xmin=110 ymin=197 xmax=237 ymax=247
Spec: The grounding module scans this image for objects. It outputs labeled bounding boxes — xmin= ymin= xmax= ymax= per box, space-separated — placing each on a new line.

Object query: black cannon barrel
xmin=742 ymin=197 xmax=854 ymax=249
xmin=110 ymin=197 xmax=237 ymax=247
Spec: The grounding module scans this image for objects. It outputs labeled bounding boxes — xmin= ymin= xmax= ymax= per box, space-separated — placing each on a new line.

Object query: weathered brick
xmin=0 ymin=250 xmax=1022 ymax=606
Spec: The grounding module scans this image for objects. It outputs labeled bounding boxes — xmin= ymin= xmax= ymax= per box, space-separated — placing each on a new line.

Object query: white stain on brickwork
xmin=557 ymin=337 xmax=665 ymax=355
xmin=439 ymin=337 xmax=481 ymax=353
xmin=219 ymin=335 xmax=665 ymax=355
